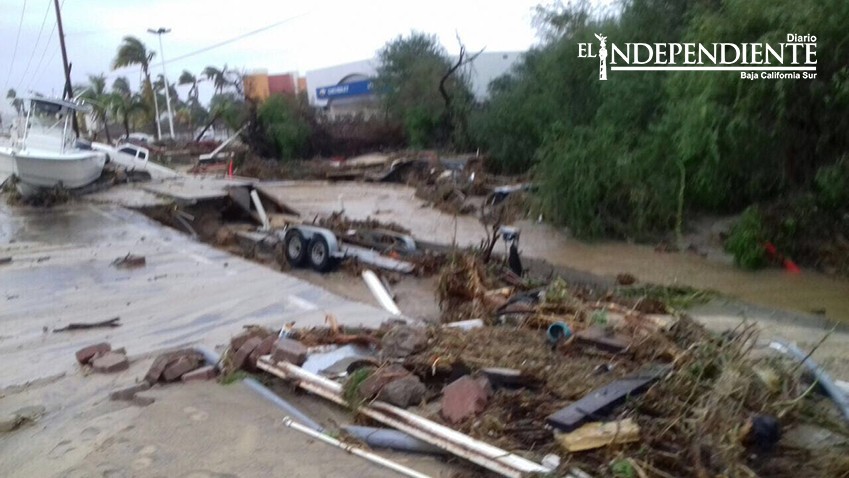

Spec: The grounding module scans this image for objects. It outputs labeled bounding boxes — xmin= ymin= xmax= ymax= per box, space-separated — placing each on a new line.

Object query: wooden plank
xmin=557 ymin=418 xmax=640 ymax=452
xmin=546 ymin=365 xmax=668 ymax=432
xmin=574 ymin=326 xmax=631 ymax=354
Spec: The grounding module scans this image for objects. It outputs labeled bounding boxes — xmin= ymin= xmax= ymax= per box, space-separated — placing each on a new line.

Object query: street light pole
xmin=148 ymin=27 xmax=175 ymax=139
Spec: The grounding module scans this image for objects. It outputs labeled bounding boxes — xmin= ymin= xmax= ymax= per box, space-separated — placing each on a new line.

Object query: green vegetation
xmin=342 ymin=367 xmax=374 ymax=409
xmin=470 ymin=0 xmax=849 ymax=247
xmin=375 ymin=32 xmax=475 ymax=148
xmin=725 ymin=207 xmax=768 ymax=269
xmin=255 ymin=94 xmax=311 ymax=160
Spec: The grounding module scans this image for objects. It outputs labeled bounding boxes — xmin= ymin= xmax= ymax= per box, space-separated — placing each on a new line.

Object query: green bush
xmin=257 ymin=94 xmax=310 ymax=161
xmin=814 ymin=158 xmax=849 ymax=210
xmin=725 ymin=207 xmax=768 ymax=269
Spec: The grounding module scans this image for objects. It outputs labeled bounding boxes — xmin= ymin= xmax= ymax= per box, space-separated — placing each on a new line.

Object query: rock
xmin=270 ymin=337 xmax=308 ymax=366
xmin=162 ymin=356 xmax=203 ymax=382
xmin=247 ymin=335 xmax=277 ymax=369
xmin=233 ymin=337 xmax=264 ymax=370
xmin=91 ymin=352 xmax=129 ymax=373
xmin=358 ymin=364 xmax=412 ymax=399
xmin=75 ymin=342 xmax=111 ymax=364
xmin=182 ymin=365 xmax=218 ymax=382
xmin=230 ymin=329 xmax=270 ymax=353
xmin=381 ymin=325 xmax=427 ymax=358
xmin=144 ymin=349 xmax=204 ymax=383
xmin=379 ymin=374 xmax=426 ymax=408
xmin=110 ymin=382 xmax=152 ymax=401
xmin=145 ymin=355 xmax=172 ymax=383
xmin=441 ymin=375 xmax=491 ymax=424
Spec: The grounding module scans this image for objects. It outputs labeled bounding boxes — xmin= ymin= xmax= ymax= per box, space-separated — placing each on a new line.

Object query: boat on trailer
xmin=0 ymin=97 xmax=107 ymax=196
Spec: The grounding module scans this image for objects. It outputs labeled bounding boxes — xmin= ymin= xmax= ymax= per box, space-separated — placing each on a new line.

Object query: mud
xmin=261 ymin=181 xmax=849 ymax=322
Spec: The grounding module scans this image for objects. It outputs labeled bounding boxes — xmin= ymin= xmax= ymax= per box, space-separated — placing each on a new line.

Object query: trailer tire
xmin=284 ymin=229 xmax=309 ymax=267
xmin=308 ymin=234 xmax=334 ymax=273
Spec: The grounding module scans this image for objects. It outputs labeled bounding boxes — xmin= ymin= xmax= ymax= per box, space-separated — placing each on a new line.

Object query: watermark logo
xmin=578 ymin=34 xmax=817 ymax=80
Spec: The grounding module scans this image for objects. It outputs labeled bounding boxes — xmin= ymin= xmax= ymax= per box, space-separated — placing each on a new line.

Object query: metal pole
xmin=156 ymin=30 xmax=175 ymax=139
xmin=152 ymin=77 xmax=162 ymax=140
xmin=53 ymin=0 xmax=79 ymax=137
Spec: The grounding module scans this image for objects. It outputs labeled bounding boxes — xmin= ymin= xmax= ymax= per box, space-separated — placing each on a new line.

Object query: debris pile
xmin=220 ymin=254 xmax=849 ymax=477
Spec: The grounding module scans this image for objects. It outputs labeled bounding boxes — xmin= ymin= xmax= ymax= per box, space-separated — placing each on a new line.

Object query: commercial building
xmin=244 ymin=51 xmax=523 ymax=118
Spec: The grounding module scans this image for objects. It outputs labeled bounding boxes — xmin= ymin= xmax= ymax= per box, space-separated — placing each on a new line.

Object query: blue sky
xmin=1 ymin=0 xmax=544 ymax=110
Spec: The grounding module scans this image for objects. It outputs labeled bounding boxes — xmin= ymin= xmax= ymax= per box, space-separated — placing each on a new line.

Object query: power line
xmin=106 ymin=13 xmax=309 ymax=80
xmin=3 ymin=0 xmax=29 ymax=94
xmin=28 ymin=0 xmax=64 ymax=92
xmin=17 ymin=0 xmax=53 ymax=91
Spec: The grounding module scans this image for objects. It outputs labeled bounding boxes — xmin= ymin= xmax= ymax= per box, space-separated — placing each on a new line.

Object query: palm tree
xmin=109 ymin=76 xmax=145 ymax=139
xmin=178 ymin=70 xmax=202 ymax=131
xmin=75 ymin=74 xmax=113 ymax=143
xmin=202 ymin=65 xmax=233 ymax=95
xmin=178 ymin=70 xmax=199 ymax=105
xmin=112 ymin=36 xmax=158 ymax=138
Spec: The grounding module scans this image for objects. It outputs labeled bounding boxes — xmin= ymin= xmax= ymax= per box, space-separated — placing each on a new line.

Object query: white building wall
xmin=303 ymin=51 xmax=523 ymax=109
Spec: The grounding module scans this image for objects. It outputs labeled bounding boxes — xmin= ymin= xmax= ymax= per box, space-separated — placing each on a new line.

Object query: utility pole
xmin=148 ymin=27 xmax=175 ymax=139
xmin=53 ymin=0 xmax=79 ymax=137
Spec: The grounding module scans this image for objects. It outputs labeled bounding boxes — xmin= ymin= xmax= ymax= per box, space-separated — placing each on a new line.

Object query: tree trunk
xmin=195 ymin=110 xmax=221 ymax=142
xmin=103 ymin=118 xmax=112 ymax=144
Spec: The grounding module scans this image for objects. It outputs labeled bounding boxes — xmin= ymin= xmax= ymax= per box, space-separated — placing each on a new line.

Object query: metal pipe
xmin=283 ymin=417 xmax=432 ymax=478
xmin=250 ymin=189 xmax=270 ymax=231
xmin=768 ymin=340 xmax=849 ymax=422
xmin=257 ymin=356 xmax=548 ymax=478
xmin=243 ymin=378 xmax=323 ymax=432
xmin=193 ymin=347 xmax=323 ymax=432
xmin=342 ymin=426 xmax=445 ymax=455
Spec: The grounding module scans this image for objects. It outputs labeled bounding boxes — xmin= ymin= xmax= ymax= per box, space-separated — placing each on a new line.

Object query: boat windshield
xmin=27 ymin=100 xmax=67 ymax=132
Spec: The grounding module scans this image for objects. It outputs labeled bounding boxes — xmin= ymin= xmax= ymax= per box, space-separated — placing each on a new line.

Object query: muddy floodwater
xmin=264 ymin=181 xmax=849 ymax=321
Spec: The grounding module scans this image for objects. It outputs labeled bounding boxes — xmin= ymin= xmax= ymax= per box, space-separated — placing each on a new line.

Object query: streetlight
xmin=147 ymin=27 xmax=175 ymax=139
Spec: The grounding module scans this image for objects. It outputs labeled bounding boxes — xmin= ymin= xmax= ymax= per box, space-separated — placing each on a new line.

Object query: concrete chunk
xmin=91 ymin=352 xmax=129 ymax=373
xmin=233 ymin=336 xmax=264 ymax=370
xmin=145 ymin=349 xmax=204 ymax=383
xmin=75 ymin=342 xmax=111 ymax=365
xmin=182 ymin=365 xmax=218 ymax=382
xmin=441 ymin=376 xmax=491 ymax=424
xmin=248 ymin=335 xmax=276 ymax=370
xmin=162 ymin=356 xmax=203 ymax=382
xmin=271 ymin=337 xmax=308 ymax=366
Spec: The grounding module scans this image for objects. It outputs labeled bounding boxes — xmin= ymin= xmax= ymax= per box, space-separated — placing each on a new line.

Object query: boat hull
xmin=0 ymin=148 xmax=107 ymax=195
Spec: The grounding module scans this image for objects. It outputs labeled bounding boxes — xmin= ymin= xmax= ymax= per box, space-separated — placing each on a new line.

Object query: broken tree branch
xmin=54 ymin=317 xmax=121 ymax=333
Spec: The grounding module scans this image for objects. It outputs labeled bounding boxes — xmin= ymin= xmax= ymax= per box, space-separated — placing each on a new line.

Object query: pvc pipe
xmin=362 ymin=269 xmax=402 ymax=315
xmin=257 ymin=356 xmax=548 ymax=478
xmin=243 ymin=378 xmax=324 ymax=431
xmin=342 ymin=426 xmax=445 ymax=455
xmin=768 ymin=340 xmax=849 ymax=422
xmin=194 ymin=347 xmax=323 ymax=431
xmin=283 ymin=417 xmax=432 ymax=478
xmin=250 ymin=189 xmax=270 ymax=231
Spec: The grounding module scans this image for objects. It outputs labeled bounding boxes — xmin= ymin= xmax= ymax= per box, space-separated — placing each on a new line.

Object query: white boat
xmin=0 ymin=97 xmax=107 ymax=196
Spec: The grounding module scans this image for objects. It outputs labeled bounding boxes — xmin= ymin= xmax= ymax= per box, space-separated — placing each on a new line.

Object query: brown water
xmin=263 ymin=181 xmax=849 ymax=321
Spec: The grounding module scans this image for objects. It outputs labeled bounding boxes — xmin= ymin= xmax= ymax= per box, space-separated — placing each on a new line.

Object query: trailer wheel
xmin=284 ymin=229 xmax=309 ymax=267
xmin=308 ymin=234 xmax=334 ymax=273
